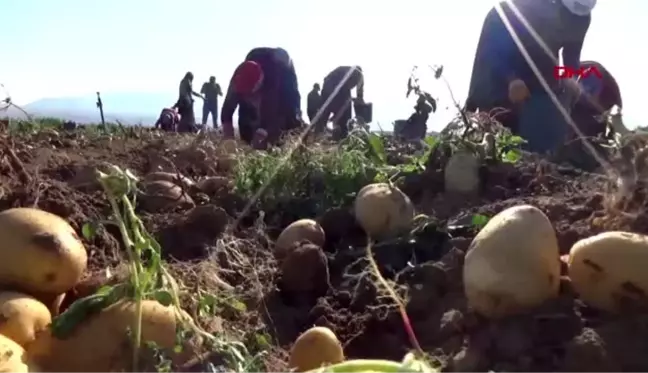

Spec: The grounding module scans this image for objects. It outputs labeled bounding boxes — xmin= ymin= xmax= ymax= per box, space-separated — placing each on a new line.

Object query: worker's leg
xmin=313 ymin=91 xmax=333 ymax=134
xmin=332 ymin=99 xmax=353 ymax=139
xmin=238 ymin=104 xmax=255 ymax=144
xmin=211 ymin=106 xmax=218 ymax=128
xmin=201 ymin=102 xmax=209 ymax=126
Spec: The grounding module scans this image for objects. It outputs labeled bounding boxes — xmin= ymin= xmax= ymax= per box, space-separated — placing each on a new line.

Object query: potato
xmin=463 ymin=204 xmax=560 ymax=318
xmin=0 ymin=208 xmax=87 ymax=295
xmin=444 ymin=150 xmax=480 ymax=194
xmin=144 ymin=171 xmax=195 ymax=190
xmin=140 ymin=180 xmax=194 ymax=212
xmin=568 ymin=231 xmax=648 ymax=312
xmin=275 ymin=219 xmax=325 ymax=258
xmin=353 ymin=183 xmax=414 ymax=239
xmin=218 ymin=155 xmax=238 ymax=173
xmin=27 ymin=299 xmax=185 ymax=372
xmin=0 ymin=333 xmax=37 ymax=372
xmin=0 ymin=291 xmax=51 ymax=348
xmin=289 ymin=326 xmax=344 ymax=372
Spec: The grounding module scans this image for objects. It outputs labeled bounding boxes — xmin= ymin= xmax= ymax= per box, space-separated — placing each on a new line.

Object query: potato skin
xmin=463 ymin=205 xmax=560 ymax=318
xmin=568 ymin=231 xmax=648 ymax=312
xmin=0 ymin=291 xmax=51 ymax=348
xmin=0 ymin=208 xmax=87 ymax=295
xmin=289 ymin=326 xmax=344 ymax=372
xmin=27 ymin=299 xmax=180 ymax=372
xmin=0 ymin=333 xmax=35 ymax=372
xmin=275 ymin=219 xmax=325 ymax=258
xmin=353 ymin=183 xmax=414 ymax=239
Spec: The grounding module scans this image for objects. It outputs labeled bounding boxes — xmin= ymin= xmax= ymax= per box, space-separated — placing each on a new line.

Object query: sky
xmin=1 ymin=0 xmax=646 ymax=130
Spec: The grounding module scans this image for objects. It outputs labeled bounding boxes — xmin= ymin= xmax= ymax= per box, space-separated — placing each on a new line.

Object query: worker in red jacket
xmin=466 ymin=0 xmax=596 ymax=153
xmin=221 ymin=47 xmax=302 ymax=146
xmin=570 ymin=60 xmax=622 ymax=139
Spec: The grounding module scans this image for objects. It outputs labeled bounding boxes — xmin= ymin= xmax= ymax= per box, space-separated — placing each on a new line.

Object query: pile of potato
xmin=0 ymin=207 xmax=183 ymax=372
xmin=463 ymin=204 xmax=648 ymax=317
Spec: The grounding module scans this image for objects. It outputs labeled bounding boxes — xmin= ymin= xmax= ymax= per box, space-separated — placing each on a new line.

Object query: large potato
xmin=353 ymin=183 xmax=414 ymax=239
xmin=275 ymin=219 xmax=325 ymax=258
xmin=568 ymin=231 xmax=648 ymax=312
xmin=0 ymin=333 xmax=38 ymax=372
xmin=0 ymin=208 xmax=87 ymax=294
xmin=140 ymin=180 xmax=194 ymax=212
xmin=289 ymin=326 xmax=344 ymax=372
xmin=0 ymin=291 xmax=51 ymax=348
xmin=463 ymin=205 xmax=560 ymax=318
xmin=143 ymin=171 xmax=195 ymax=190
xmin=27 ymin=299 xmax=184 ymax=372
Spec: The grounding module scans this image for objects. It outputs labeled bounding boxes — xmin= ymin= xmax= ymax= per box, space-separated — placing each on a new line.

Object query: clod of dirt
xmin=196 ymin=176 xmax=230 ymax=195
xmin=561 ymin=328 xmax=619 ymax=371
xmin=317 ymin=208 xmax=365 ymax=249
xmin=144 ymin=171 xmax=195 ymax=190
xmin=279 ymin=242 xmax=330 ymax=298
xmin=275 ymin=219 xmax=326 ymax=259
xmin=184 ymin=204 xmax=228 ymax=239
xmin=217 ymin=155 xmax=238 ymax=173
xmin=139 ymin=180 xmax=194 ymax=212
xmin=147 ymin=154 xmax=176 ymax=173
xmin=452 ymin=344 xmax=485 ymax=372
xmin=444 ymin=150 xmax=480 ymax=195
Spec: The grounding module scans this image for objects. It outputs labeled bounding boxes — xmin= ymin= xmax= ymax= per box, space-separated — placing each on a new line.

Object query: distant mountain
xmin=4 ymin=92 xmax=179 ymax=125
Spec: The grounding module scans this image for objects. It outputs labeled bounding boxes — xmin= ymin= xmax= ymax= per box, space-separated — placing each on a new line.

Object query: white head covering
xmin=560 ymin=0 xmax=597 ymax=16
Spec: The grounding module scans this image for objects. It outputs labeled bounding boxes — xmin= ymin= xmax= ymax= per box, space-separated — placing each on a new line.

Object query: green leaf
xmin=471 ymin=214 xmax=489 ymax=229
xmin=81 ymin=222 xmax=98 ymax=241
xmin=152 ymin=290 xmax=173 ymax=306
xmin=503 ymin=149 xmax=522 ymax=163
xmin=367 ymin=133 xmax=387 ymax=163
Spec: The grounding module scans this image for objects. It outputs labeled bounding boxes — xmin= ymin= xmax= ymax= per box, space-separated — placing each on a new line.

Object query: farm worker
xmin=570 ymin=60 xmax=622 ymax=139
xmin=221 ymin=47 xmax=303 ymax=146
xmin=307 ymin=83 xmax=322 ymax=123
xmin=559 ymin=60 xmax=622 ymax=170
xmin=176 ymin=72 xmax=204 ymax=133
xmin=154 ymin=106 xmax=180 ymax=132
xmin=465 ymin=0 xmax=596 ymax=153
xmin=313 ymin=66 xmax=364 ymax=139
xmin=200 ymin=76 xmax=223 ymax=128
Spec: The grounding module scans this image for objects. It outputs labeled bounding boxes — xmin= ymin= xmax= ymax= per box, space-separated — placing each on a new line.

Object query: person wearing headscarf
xmin=176 ymin=72 xmax=203 ymax=132
xmin=465 ymin=0 xmax=597 ymax=153
xmin=307 ymin=83 xmax=322 ymax=123
xmin=221 ymin=47 xmax=302 ymax=146
xmin=314 ymin=65 xmax=364 ymax=138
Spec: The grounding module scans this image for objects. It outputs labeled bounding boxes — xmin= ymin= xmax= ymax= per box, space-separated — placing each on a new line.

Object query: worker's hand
xmin=508 ymin=79 xmax=530 ymax=103
xmin=562 ymin=78 xmax=582 ymax=99
xmin=251 ymin=128 xmax=268 ymax=150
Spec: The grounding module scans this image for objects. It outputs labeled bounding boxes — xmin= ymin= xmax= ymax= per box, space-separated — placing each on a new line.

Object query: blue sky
xmin=1 ymin=0 xmax=646 ymax=129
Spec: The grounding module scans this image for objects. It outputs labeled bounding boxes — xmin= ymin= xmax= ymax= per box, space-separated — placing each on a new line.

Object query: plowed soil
xmin=3 ymin=128 xmax=648 ymax=372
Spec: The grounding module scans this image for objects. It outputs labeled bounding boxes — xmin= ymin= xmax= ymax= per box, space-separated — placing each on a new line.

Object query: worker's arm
xmin=220 ymin=84 xmax=240 ymax=138
xmin=216 ymin=84 xmax=223 ymax=96
xmin=283 ymin=55 xmax=302 ymax=118
xmin=355 ymin=72 xmax=365 ymax=101
xmin=562 ymin=16 xmax=591 ymax=72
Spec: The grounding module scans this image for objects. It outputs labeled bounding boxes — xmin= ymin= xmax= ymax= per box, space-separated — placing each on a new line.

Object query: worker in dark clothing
xmin=307 ymin=83 xmax=322 ymax=123
xmin=314 ymin=66 xmax=364 ymax=138
xmin=221 ymin=47 xmax=302 ymax=146
xmin=465 ymin=0 xmax=596 ymax=153
xmin=560 ymin=60 xmax=621 ymax=170
xmin=200 ymin=76 xmax=223 ymax=128
xmin=176 ymin=72 xmax=203 ymax=132
xmin=154 ymin=106 xmax=180 ymax=132
xmin=570 ymin=60 xmax=621 ymax=138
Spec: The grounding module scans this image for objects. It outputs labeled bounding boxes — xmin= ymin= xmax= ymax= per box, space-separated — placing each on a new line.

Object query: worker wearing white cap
xmin=465 ymin=0 xmax=597 ymax=154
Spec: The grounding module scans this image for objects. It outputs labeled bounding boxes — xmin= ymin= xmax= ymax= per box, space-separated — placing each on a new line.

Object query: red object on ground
xmin=232 ymin=61 xmax=264 ymax=95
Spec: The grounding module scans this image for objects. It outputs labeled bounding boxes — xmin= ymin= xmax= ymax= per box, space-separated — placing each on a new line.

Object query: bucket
xmin=354 ymin=102 xmax=373 ymax=123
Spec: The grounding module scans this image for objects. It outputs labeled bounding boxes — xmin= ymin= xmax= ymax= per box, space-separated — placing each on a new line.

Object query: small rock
xmin=439 ymin=309 xmax=464 ymax=335
xmin=561 ymin=328 xmax=618 ymax=371
xmin=452 ymin=345 xmax=484 ymax=372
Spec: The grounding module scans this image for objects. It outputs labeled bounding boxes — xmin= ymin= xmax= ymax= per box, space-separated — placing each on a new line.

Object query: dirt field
xmin=2 ymin=125 xmax=648 ymax=372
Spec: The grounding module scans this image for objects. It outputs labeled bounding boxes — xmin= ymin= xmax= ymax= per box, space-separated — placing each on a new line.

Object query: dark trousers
xmin=202 ymin=102 xmax=218 ymax=127
xmin=314 ymin=88 xmax=352 ymax=138
xmin=176 ymin=98 xmax=196 ymax=133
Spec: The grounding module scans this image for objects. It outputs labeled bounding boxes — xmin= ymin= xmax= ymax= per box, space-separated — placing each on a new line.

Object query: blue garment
xmin=517 ymin=90 xmax=570 ymax=154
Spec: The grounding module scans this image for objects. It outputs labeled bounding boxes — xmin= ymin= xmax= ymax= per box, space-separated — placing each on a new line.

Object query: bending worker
xmin=465 ymin=0 xmax=597 ymax=153
xmin=221 ymin=47 xmax=302 ymax=146
xmin=314 ymin=65 xmax=364 ymax=139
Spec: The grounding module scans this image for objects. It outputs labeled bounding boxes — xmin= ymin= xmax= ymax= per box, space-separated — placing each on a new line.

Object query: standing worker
xmin=307 ymin=83 xmax=322 ymax=123
xmin=221 ymin=47 xmax=302 ymax=147
xmin=200 ymin=76 xmax=223 ymax=128
xmin=465 ymin=0 xmax=596 ymax=153
xmin=177 ymin=72 xmax=204 ymax=133
xmin=314 ymin=66 xmax=364 ymax=139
